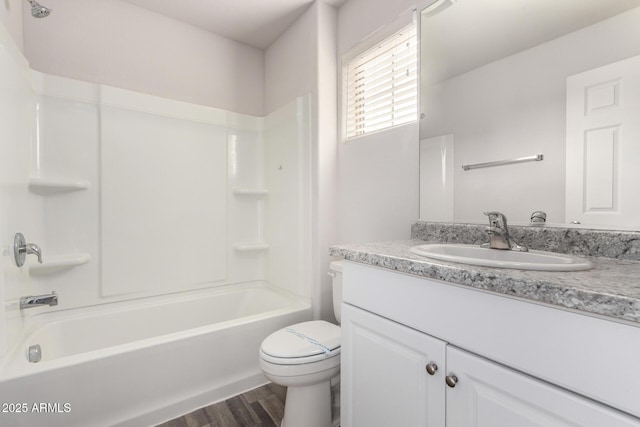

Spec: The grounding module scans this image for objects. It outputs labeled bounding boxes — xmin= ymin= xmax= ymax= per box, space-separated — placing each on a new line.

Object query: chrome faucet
xmin=482 ymin=211 xmax=528 ymax=252
xmin=20 ymin=291 xmax=58 ymax=310
xmin=13 ymin=233 xmax=43 ymax=267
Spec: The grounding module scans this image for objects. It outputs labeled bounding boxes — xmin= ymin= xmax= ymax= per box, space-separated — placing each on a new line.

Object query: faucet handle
xmin=483 ymin=211 xmax=508 ymax=229
xmin=530 ymin=211 xmax=547 ymax=225
xmin=25 ymin=243 xmax=43 ymax=263
xmin=13 ymin=233 xmax=43 ymax=267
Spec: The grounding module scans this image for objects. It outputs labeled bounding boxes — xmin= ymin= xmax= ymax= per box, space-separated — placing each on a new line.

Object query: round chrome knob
xmin=445 ymin=375 xmax=458 ymax=388
xmin=426 ymin=363 xmax=438 ymax=376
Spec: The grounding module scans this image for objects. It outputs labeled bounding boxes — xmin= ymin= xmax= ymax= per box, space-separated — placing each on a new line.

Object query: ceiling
xmin=421 ymin=0 xmax=640 ymax=84
xmin=122 ymin=0 xmax=348 ymax=49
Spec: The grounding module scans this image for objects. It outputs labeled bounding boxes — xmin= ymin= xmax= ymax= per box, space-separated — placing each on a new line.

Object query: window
xmin=344 ymin=23 xmax=418 ymax=140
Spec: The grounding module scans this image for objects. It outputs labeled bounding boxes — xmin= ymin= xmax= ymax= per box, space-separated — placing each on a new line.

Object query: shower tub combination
xmin=0 ymin=50 xmax=313 ymax=425
xmin=0 ymin=282 xmax=310 ymax=427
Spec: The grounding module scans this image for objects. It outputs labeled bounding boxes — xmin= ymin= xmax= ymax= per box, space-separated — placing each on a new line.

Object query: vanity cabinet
xmin=340 ymin=262 xmax=640 ymax=427
xmin=445 ymin=346 xmax=638 ymax=427
xmin=341 ymin=304 xmax=446 ymax=426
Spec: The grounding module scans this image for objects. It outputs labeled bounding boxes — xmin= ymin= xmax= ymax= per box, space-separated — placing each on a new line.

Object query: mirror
xmin=419 ymin=0 xmax=640 ymax=228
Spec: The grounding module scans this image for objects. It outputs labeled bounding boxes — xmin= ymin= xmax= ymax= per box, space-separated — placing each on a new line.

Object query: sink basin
xmin=409 ymin=244 xmax=593 ymax=271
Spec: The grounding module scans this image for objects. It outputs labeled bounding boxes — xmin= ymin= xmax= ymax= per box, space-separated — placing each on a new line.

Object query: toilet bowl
xmin=259 ymin=260 xmax=343 ymax=427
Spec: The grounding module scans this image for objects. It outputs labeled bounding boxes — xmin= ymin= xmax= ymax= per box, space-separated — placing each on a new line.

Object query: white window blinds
xmin=345 ymin=23 xmax=418 ymax=140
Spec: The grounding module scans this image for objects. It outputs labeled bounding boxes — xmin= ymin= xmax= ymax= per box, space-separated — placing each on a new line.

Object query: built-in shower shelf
xmin=233 ymin=242 xmax=270 ymax=252
xmin=232 ymin=188 xmax=269 ymax=196
xmin=29 ymin=253 xmax=91 ymax=275
xmin=28 ymin=177 xmax=91 ymax=194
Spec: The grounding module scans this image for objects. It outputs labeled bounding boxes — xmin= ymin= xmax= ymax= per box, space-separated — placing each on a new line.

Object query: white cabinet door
xmin=341 ymin=304 xmax=446 ymax=427
xmin=446 ymin=346 xmax=640 ymax=427
xmin=566 ymin=54 xmax=640 ymax=227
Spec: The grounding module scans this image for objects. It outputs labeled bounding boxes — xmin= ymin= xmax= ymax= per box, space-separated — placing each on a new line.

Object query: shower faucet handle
xmin=14 ymin=233 xmax=43 ymax=267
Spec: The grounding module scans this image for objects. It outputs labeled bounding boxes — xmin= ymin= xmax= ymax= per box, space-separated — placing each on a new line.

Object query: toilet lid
xmin=261 ymin=320 xmax=341 ymax=359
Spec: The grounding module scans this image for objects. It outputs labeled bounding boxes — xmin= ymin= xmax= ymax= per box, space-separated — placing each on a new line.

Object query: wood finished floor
xmin=156 ymin=383 xmax=286 ymax=427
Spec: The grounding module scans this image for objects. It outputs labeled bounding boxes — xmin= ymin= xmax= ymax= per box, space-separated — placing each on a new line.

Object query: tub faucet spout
xmin=20 ymin=291 xmax=58 ymax=310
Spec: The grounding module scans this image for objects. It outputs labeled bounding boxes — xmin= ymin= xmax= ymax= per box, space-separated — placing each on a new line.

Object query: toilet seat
xmin=260 ymin=320 xmax=341 ymax=365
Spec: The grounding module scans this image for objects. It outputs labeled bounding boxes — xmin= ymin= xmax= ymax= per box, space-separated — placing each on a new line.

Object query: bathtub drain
xmin=27 ymin=344 xmax=42 ymax=363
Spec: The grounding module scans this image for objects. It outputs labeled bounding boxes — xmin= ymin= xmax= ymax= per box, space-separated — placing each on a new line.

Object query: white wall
xmin=264 ymin=4 xmax=317 ymax=115
xmin=0 ymin=0 xmax=22 ymax=50
xmin=420 ymin=7 xmax=640 ymax=224
xmin=22 ymin=0 xmax=264 ymax=116
xmin=338 ymin=0 xmax=415 ymax=55
xmin=337 ymin=0 xmax=419 ymax=244
xmin=315 ymin=2 xmax=339 ymax=322
xmin=265 ymin=1 xmax=338 ymax=321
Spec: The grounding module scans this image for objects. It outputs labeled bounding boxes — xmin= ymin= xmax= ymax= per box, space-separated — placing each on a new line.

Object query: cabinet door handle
xmin=445 ymin=375 xmax=458 ymax=388
xmin=426 ymin=363 xmax=438 ymax=375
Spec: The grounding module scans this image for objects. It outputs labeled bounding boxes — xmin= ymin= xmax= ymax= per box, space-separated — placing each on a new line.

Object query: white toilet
xmin=259 ymin=260 xmax=343 ymax=427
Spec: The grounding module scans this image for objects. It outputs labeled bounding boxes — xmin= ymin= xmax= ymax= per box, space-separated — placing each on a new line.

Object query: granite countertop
xmin=329 ymin=239 xmax=640 ymax=325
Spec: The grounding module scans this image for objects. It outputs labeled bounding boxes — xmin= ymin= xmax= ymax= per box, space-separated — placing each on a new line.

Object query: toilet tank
xmin=329 ymin=260 xmax=343 ymax=323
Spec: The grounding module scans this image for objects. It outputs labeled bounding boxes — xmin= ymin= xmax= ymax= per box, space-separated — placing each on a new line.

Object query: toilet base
xmin=282 ymin=379 xmax=332 ymax=427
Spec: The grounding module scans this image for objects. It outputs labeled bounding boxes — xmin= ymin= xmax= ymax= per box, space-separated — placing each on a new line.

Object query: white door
xmin=341 ymin=304 xmax=446 ymax=427
xmin=566 ymin=54 xmax=640 ymax=227
xmin=446 ymin=346 xmax=640 ymax=427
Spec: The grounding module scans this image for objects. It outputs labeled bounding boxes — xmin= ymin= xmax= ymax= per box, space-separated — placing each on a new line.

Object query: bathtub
xmin=0 ymin=282 xmax=311 ymax=427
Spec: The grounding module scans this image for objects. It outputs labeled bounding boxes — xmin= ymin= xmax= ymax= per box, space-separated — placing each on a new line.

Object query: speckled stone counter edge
xmin=411 ymin=221 xmax=640 ymax=261
xmin=329 ymin=240 xmax=640 ymax=324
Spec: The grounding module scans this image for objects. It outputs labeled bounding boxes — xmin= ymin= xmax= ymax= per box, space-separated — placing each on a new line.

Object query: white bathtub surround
xmin=1 ymin=22 xmax=314 ymax=426
xmin=0 ymin=13 xmax=34 ymax=358
xmin=100 ymin=104 xmax=228 ymax=296
xmin=15 ymin=71 xmax=312 ymax=309
xmin=0 ymin=283 xmax=310 ymax=426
